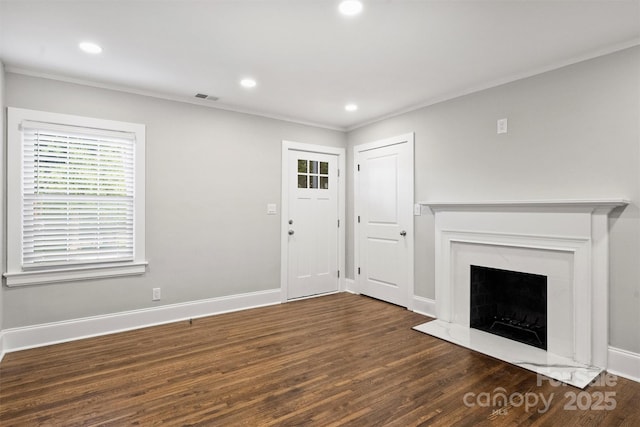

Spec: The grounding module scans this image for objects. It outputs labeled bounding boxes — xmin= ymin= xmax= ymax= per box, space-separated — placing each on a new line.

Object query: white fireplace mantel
xmin=420 ymin=199 xmax=629 ymax=212
xmin=415 ymin=199 xmax=629 ymax=388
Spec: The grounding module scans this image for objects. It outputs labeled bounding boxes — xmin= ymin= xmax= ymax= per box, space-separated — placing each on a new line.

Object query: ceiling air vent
xmin=194 ymin=93 xmax=219 ymax=101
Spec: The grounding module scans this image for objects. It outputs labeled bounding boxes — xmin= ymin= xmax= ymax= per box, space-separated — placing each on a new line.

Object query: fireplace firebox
xmin=470 ymin=265 xmax=547 ymax=350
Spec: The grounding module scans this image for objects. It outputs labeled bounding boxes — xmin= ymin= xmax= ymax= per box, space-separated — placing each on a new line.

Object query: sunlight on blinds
xmin=21 ymin=124 xmax=136 ymax=268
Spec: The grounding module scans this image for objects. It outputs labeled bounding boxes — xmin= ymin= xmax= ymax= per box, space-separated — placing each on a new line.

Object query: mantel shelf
xmin=419 ymin=199 xmax=629 ymax=212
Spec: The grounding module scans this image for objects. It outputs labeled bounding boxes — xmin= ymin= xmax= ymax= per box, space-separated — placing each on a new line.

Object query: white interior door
xmin=286 ymin=150 xmax=339 ymax=299
xmin=355 ymin=133 xmax=414 ymax=308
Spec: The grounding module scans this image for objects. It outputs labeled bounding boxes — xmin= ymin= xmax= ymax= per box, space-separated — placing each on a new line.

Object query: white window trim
xmin=4 ymin=107 xmax=147 ymax=287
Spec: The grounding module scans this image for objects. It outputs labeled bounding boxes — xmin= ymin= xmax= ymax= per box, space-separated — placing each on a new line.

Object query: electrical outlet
xmin=152 ymin=288 xmax=161 ymax=301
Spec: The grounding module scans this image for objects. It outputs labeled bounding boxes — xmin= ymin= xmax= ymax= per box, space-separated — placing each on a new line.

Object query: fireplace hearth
xmin=470 ymin=265 xmax=547 ymax=350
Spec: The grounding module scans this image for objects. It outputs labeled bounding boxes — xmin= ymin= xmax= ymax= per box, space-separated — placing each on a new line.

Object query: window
xmin=297 ymin=159 xmax=329 ymax=189
xmin=5 ymin=108 xmax=146 ymax=286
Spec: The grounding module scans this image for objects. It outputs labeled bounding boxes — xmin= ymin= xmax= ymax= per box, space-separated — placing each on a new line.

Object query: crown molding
xmin=346 ymin=39 xmax=640 ymax=132
xmin=4 ymin=66 xmax=346 ymax=132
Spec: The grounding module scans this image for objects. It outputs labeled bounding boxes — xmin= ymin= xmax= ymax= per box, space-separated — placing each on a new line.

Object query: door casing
xmin=281 ymin=141 xmax=346 ymax=302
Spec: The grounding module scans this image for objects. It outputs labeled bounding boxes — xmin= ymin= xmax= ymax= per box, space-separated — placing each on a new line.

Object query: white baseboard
xmin=412 ymin=295 xmax=436 ymax=318
xmin=3 ymin=289 xmax=638 ymax=386
xmin=345 ymin=278 xmax=358 ymax=294
xmin=0 ymin=332 xmax=5 ymax=363
xmin=1 ymin=289 xmax=281 ymax=355
xmin=607 ymin=346 xmax=640 ymax=383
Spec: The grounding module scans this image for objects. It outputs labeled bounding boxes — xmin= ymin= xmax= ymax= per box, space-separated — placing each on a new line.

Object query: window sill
xmin=3 ymin=261 xmax=148 ymax=287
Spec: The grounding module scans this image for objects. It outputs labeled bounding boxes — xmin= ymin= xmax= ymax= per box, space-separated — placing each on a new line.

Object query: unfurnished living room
xmin=0 ymin=0 xmax=639 ymax=425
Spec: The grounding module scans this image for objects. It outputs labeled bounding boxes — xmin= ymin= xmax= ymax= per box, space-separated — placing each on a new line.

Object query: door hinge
xmin=337 ymin=169 xmax=340 ymax=177
xmin=357 ymin=215 xmax=360 ymax=223
xmin=357 ymin=164 xmax=360 ymax=171
xmin=337 ymin=270 xmax=340 ymax=278
xmin=337 ymin=219 xmax=340 ymax=227
xmin=358 ymin=267 xmax=361 ymax=275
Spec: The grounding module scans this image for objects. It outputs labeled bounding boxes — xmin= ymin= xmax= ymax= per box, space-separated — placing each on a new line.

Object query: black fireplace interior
xmin=470 ymin=265 xmax=547 ymax=350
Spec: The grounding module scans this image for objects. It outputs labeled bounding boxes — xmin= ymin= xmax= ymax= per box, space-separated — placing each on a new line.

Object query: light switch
xmin=497 ymin=118 xmax=508 ymax=134
xmin=267 ymin=203 xmax=277 ymax=215
xmin=414 ymin=203 xmax=422 ymax=216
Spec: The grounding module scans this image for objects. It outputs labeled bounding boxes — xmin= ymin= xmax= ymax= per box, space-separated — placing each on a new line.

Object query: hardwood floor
xmin=1 ymin=293 xmax=639 ymax=426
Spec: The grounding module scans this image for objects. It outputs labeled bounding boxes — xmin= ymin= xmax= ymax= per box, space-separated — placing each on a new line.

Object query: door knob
xmin=400 ymin=230 xmax=407 ymax=236
xmin=288 ymin=229 xmax=295 ymax=235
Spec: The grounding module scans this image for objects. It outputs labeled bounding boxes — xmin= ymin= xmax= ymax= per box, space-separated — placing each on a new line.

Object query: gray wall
xmin=3 ymin=73 xmax=346 ymax=328
xmin=347 ymin=46 xmax=640 ymax=353
xmin=4 ymin=47 xmax=639 ymax=356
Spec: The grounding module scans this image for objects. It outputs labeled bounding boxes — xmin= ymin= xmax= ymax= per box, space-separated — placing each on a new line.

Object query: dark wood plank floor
xmin=1 ymin=293 xmax=639 ymax=426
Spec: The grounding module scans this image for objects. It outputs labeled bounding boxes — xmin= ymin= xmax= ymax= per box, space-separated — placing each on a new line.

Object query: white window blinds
xmin=21 ymin=121 xmax=136 ymax=268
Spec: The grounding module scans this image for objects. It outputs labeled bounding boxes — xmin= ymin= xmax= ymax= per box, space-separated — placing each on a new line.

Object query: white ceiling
xmin=1 ymin=0 xmax=639 ymax=130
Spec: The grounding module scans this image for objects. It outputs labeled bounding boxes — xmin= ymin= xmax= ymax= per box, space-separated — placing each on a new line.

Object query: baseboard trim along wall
xmin=0 ymin=289 xmax=281 ymax=355
xmin=607 ymin=346 xmax=640 ymax=383
xmin=412 ymin=295 xmax=436 ymax=318
xmin=1 ymin=289 xmax=638 ymax=385
xmin=0 ymin=333 xmax=5 ymax=363
xmin=345 ymin=278 xmax=357 ymax=294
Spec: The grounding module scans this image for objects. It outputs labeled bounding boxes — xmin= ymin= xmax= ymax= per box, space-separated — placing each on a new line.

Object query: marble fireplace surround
xmin=414 ymin=200 xmax=628 ymax=388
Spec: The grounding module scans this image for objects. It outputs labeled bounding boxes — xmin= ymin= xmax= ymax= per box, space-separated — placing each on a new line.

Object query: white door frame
xmin=281 ymin=141 xmax=346 ymax=302
xmin=353 ymin=133 xmax=415 ymax=310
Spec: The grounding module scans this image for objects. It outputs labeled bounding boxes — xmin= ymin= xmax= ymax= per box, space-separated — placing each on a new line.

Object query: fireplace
xmin=414 ymin=199 xmax=628 ymax=388
xmin=470 ymin=265 xmax=547 ymax=350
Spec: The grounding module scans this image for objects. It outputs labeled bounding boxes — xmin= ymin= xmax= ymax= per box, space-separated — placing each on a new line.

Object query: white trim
xmin=412 ymin=296 xmax=436 ymax=318
xmin=345 ymin=278 xmax=357 ymax=294
xmin=420 ymin=199 xmax=629 ymax=211
xmin=353 ymin=132 xmax=414 ymax=154
xmin=286 ymin=290 xmax=340 ymax=302
xmin=607 ymin=346 xmax=640 ymax=383
xmin=0 ymin=61 xmax=5 ymax=363
xmin=0 ymin=333 xmax=5 ymax=363
xmin=4 ymin=262 xmax=148 ymax=287
xmin=280 ymin=141 xmax=346 ymax=302
xmin=5 ymin=107 xmax=147 ymax=286
xmin=346 ymin=39 xmax=640 ymax=132
xmin=1 ymin=289 xmax=281 ymax=354
xmin=427 ymin=202 xmax=624 ymax=369
xmin=353 ymin=133 xmax=415 ymax=309
xmin=7 ymin=40 xmax=639 ymax=134
xmin=5 ymin=67 xmax=344 ymax=132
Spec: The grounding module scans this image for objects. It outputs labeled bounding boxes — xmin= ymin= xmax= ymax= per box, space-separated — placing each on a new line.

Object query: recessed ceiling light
xmin=339 ymin=0 xmax=363 ymax=16
xmin=345 ymin=103 xmax=358 ymax=112
xmin=240 ymin=78 xmax=257 ymax=88
xmin=79 ymin=41 xmax=102 ymax=54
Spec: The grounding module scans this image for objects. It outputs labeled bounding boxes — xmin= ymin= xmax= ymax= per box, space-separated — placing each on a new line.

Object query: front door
xmin=355 ymin=133 xmax=414 ymax=307
xmin=286 ymin=150 xmax=339 ymax=299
